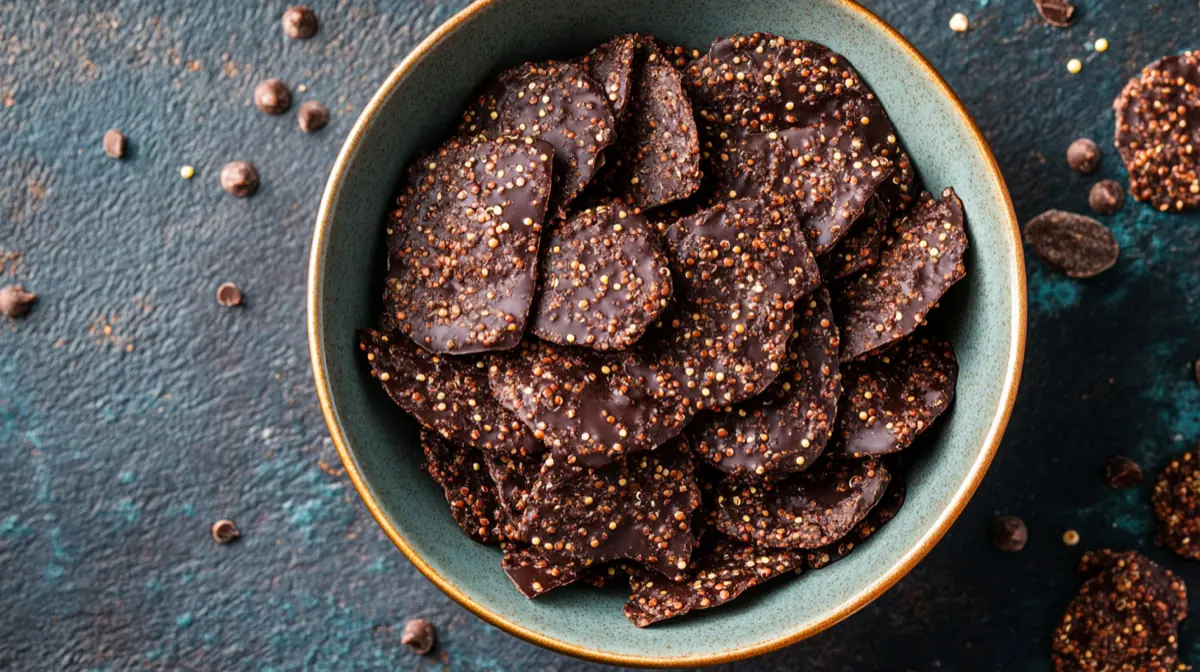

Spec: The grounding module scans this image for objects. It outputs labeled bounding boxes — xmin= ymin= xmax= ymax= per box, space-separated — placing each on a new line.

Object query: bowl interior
xmin=310 ymin=0 xmax=1022 ymax=664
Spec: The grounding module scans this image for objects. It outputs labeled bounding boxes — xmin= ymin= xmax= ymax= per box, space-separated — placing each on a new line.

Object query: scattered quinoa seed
xmin=180 ymin=165 xmax=195 ymax=179
xmin=220 ymin=161 xmax=260 ymax=198
xmin=0 ymin=285 xmax=36 ymax=318
xmin=1067 ymin=58 xmax=1082 ymax=74
xmin=216 ymin=282 xmax=243 ymax=307
xmin=400 ymin=618 xmax=435 ymax=655
xmin=211 ymin=519 xmax=240 ymax=543
xmin=281 ymin=5 xmax=318 ymax=40
xmin=1063 ymin=529 xmax=1080 ymax=546
xmin=298 ymin=100 xmax=329 ymax=132
xmin=989 ymin=515 xmax=1028 ymax=552
xmin=103 ymin=129 xmax=126 ymax=159
xmin=949 ymin=13 xmax=969 ymax=33
xmin=1094 ymin=38 xmax=1109 ymax=53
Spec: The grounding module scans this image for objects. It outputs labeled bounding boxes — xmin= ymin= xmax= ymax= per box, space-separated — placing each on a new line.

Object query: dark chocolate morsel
xmin=1024 ymin=209 xmax=1119 ymax=279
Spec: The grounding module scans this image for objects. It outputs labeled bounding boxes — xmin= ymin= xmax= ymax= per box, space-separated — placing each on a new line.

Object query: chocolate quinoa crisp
xmin=359 ymin=31 xmax=969 ymax=626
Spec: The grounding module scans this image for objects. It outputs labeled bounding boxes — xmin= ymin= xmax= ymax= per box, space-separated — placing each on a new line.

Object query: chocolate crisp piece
xmin=519 ymin=436 xmax=701 ymax=580
xmin=689 ymin=288 xmax=841 ymax=479
xmin=578 ymin=35 xmax=637 ymax=119
xmin=488 ymin=339 xmax=690 ymax=466
xmin=707 ymin=121 xmax=893 ymax=254
xmin=1052 ymin=549 xmax=1189 ymax=672
xmin=1024 ymin=210 xmax=1119 ymax=279
xmin=806 ymin=473 xmax=905 ymax=569
xmin=421 ymin=431 xmax=507 ymax=545
xmin=684 ymin=33 xmax=917 ymax=212
xmin=832 ymin=188 xmax=968 ymax=361
xmin=501 ymin=547 xmax=594 ymax=598
xmin=820 ymin=196 xmax=887 ymax=280
xmin=640 ymin=199 xmax=821 ymax=410
xmin=603 ymin=58 xmax=702 ymax=209
xmin=358 ymin=329 xmax=541 ymax=456
xmin=383 ymin=136 xmax=554 ymax=354
xmin=460 ymin=61 xmax=616 ymax=215
xmin=623 ymin=533 xmax=804 ymax=627
xmin=712 ymin=457 xmax=890 ymax=549
xmin=531 ymin=203 xmax=673 ymax=350
xmin=1035 ymin=0 xmax=1076 ymax=28
xmin=1104 ymin=455 xmax=1143 ymax=490
xmin=1152 ymin=451 xmax=1200 ymax=560
xmin=829 ymin=335 xmax=957 ymax=459
xmin=484 ymin=450 xmax=545 ymax=539
xmin=1114 ymin=52 xmax=1200 ymax=212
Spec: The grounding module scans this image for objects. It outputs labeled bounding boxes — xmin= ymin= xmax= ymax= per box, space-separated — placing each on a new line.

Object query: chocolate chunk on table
xmin=460 ymin=60 xmax=616 ymax=216
xmin=832 ymin=188 xmax=967 ymax=360
xmin=623 ymin=533 xmax=804 ymax=627
xmin=488 ymin=339 xmax=690 ymax=466
xmin=639 ymin=199 xmax=820 ymax=410
xmin=383 ymin=136 xmax=554 ymax=353
xmin=421 ymin=431 xmax=508 ymax=545
xmin=358 ymin=329 xmax=542 ymax=456
xmin=1024 ymin=210 xmax=1119 ymax=279
xmin=1114 ymin=51 xmax=1200 ymax=212
xmin=518 ymin=436 xmax=701 ymax=580
xmin=828 ymin=335 xmax=957 ymax=459
xmin=530 ymin=203 xmax=672 ymax=350
xmin=688 ymin=288 xmax=841 ymax=479
xmin=712 ymin=456 xmax=890 ymax=549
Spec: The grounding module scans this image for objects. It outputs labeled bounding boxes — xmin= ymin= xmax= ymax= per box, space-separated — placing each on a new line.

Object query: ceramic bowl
xmin=308 ymin=0 xmax=1026 ymax=665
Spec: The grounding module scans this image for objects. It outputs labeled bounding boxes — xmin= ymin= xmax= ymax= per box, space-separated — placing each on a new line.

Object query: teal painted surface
xmin=2 ymin=0 xmax=1199 ymax=669
xmin=312 ymin=0 xmax=1022 ymax=663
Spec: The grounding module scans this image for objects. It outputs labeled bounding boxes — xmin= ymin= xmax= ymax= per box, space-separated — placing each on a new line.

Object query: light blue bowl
xmin=308 ymin=0 xmax=1026 ymax=665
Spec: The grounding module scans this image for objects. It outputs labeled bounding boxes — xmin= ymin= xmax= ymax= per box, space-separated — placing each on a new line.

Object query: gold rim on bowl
xmin=307 ymin=0 xmax=1027 ymax=666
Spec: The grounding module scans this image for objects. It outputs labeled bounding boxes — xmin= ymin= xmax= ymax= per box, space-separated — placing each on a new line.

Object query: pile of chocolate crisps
xmin=358 ymin=32 xmax=969 ymax=626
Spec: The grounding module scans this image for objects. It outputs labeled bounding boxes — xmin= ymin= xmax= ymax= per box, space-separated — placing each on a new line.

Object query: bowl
xmin=307 ymin=0 xmax=1026 ymax=665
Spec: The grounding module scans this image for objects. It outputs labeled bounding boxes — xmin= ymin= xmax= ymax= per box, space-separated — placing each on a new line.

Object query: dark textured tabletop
xmin=3 ymin=0 xmax=1200 ymax=669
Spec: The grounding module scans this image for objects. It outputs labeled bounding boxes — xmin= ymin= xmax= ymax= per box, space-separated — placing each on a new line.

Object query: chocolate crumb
xmin=281 ymin=6 xmax=318 ymax=39
xmin=1088 ymin=180 xmax=1126 ymax=215
xmin=990 ymin=515 xmax=1028 ymax=552
xmin=216 ymin=282 xmax=243 ymax=307
xmin=211 ymin=519 xmax=239 ymax=543
xmin=220 ymin=161 xmax=259 ymax=198
xmin=297 ymin=100 xmax=328 ymax=132
xmin=400 ymin=618 xmax=435 ymax=655
xmin=0 ymin=285 xmax=36 ymax=318
xmin=1035 ymin=0 xmax=1076 ymax=27
xmin=103 ymin=129 xmax=126 ymax=159
xmin=1104 ymin=455 xmax=1143 ymax=490
xmin=1066 ymin=138 xmax=1100 ymax=174
xmin=254 ymin=78 xmax=292 ymax=115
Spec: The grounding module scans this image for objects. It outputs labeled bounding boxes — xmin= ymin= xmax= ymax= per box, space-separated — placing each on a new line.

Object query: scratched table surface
xmin=3 ymin=0 xmax=1200 ymax=669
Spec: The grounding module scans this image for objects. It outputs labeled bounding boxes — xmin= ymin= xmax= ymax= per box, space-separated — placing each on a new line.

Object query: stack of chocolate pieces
xmin=359 ymin=31 xmax=969 ymax=626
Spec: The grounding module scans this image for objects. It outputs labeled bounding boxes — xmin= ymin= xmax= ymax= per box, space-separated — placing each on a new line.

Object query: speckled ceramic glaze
xmin=307 ymin=0 xmax=1025 ymax=666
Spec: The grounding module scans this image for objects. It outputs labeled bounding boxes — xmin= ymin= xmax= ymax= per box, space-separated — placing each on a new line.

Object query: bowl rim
xmin=307 ymin=0 xmax=1027 ymax=666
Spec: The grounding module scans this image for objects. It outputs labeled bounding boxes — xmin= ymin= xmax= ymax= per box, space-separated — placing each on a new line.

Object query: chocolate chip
xmin=254 ymin=78 xmax=292 ymax=115
xmin=0 ymin=284 xmax=36 ymax=318
xmin=297 ymin=100 xmax=328 ymax=132
xmin=211 ymin=519 xmax=240 ymax=543
xmin=1024 ymin=210 xmax=1119 ymax=278
xmin=400 ymin=618 xmax=436 ymax=655
xmin=1035 ymin=0 xmax=1076 ymax=27
xmin=1088 ymin=179 xmax=1126 ymax=215
xmin=1104 ymin=455 xmax=1143 ymax=490
xmin=215 ymin=282 xmax=242 ymax=307
xmin=281 ymin=5 xmax=318 ymax=40
xmin=103 ymin=129 xmax=126 ymax=159
xmin=1066 ymin=138 xmax=1100 ymax=174
xmin=220 ymin=161 xmax=260 ymax=198
xmin=989 ymin=515 xmax=1027 ymax=552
